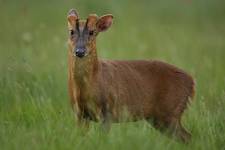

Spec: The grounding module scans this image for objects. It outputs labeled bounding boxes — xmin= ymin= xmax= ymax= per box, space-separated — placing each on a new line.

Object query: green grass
xmin=0 ymin=0 xmax=225 ymax=149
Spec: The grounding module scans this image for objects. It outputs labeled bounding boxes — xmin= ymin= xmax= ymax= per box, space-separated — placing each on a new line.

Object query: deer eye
xmin=70 ymin=30 xmax=74 ymax=36
xmin=89 ymin=30 xmax=94 ymax=36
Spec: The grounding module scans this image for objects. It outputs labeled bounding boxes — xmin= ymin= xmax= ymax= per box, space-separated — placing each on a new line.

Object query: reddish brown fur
xmin=67 ymin=9 xmax=195 ymax=143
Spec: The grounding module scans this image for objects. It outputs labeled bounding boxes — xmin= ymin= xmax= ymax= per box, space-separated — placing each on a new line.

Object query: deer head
xmin=67 ymin=9 xmax=113 ymax=58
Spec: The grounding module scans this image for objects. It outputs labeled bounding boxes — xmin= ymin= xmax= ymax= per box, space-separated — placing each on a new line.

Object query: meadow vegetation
xmin=0 ymin=0 xmax=225 ymax=149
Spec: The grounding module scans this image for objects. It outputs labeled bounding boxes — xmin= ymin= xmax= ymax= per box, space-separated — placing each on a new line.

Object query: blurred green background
xmin=0 ymin=0 xmax=225 ymax=149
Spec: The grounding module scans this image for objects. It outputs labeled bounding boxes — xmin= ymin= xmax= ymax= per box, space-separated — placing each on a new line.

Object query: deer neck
xmin=73 ymin=47 xmax=99 ymax=88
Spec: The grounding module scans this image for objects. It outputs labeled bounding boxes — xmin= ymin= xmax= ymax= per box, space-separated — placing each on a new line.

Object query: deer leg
xmin=168 ymin=120 xmax=191 ymax=143
xmin=76 ymin=110 xmax=90 ymax=131
xmin=100 ymin=104 xmax=112 ymax=132
xmin=148 ymin=117 xmax=191 ymax=143
xmin=78 ymin=118 xmax=90 ymax=129
xmin=101 ymin=112 xmax=112 ymax=133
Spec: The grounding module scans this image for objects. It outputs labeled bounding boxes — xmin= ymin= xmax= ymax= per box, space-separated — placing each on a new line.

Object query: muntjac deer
xmin=67 ymin=9 xmax=195 ymax=143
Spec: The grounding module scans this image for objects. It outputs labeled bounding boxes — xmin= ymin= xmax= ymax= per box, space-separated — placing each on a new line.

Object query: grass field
xmin=0 ymin=0 xmax=225 ymax=149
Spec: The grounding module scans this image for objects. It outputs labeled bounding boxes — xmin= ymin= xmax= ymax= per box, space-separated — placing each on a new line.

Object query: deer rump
xmin=76 ymin=59 xmax=195 ymax=123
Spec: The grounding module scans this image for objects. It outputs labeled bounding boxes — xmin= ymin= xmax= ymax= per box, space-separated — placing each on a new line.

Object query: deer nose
xmin=75 ymin=48 xmax=85 ymax=58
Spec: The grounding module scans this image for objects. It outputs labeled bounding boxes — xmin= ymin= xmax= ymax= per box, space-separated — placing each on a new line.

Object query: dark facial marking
xmin=72 ymin=19 xmax=96 ymax=58
xmin=73 ymin=20 xmax=87 ymax=58
xmin=76 ymin=19 xmax=80 ymax=35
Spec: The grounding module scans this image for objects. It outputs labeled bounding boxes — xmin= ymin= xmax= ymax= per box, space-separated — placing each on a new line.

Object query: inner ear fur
xmin=67 ymin=9 xmax=79 ymax=29
xmin=96 ymin=14 xmax=113 ymax=32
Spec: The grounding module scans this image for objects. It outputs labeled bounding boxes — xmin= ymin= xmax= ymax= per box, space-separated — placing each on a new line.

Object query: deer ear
xmin=67 ymin=9 xmax=79 ymax=29
xmin=96 ymin=14 xmax=113 ymax=32
xmin=87 ymin=14 xmax=98 ymax=30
